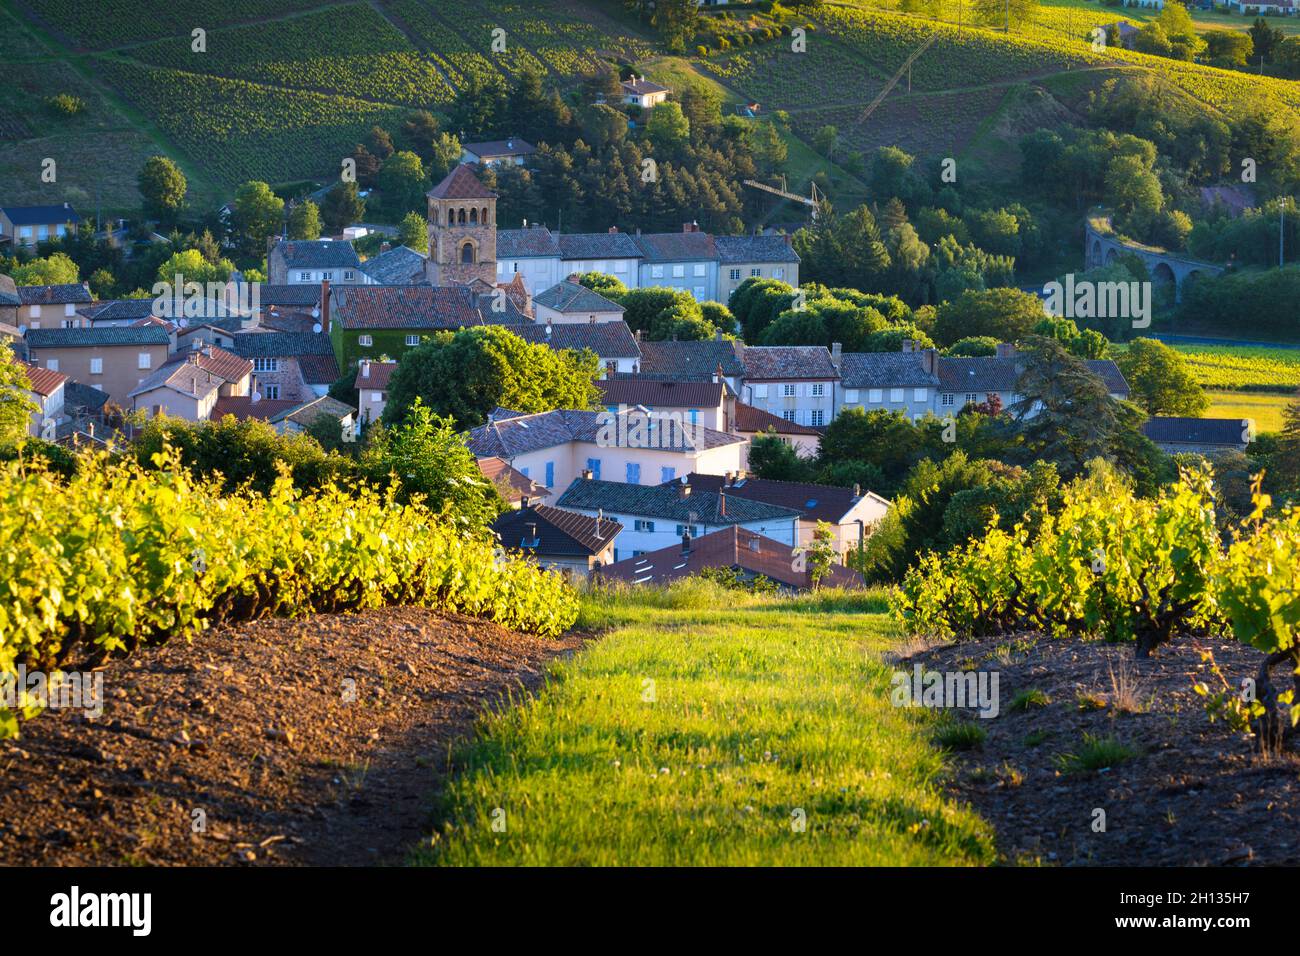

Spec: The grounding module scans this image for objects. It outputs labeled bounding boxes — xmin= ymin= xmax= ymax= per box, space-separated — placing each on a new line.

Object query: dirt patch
xmin=0 ymin=608 xmax=582 ymax=866
xmin=904 ymin=634 xmax=1300 ymax=866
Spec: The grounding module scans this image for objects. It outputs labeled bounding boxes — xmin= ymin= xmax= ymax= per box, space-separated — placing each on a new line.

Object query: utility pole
xmin=1281 ymin=200 xmax=1286 ymax=268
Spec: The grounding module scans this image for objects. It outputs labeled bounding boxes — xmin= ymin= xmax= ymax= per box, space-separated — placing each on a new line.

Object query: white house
xmin=19 ymin=361 xmax=67 ymax=438
xmin=533 ymin=280 xmax=626 ymax=325
xmin=267 ymin=240 xmax=363 ymax=286
xmin=461 ymin=138 xmax=537 ymax=166
xmin=623 ymin=77 xmax=671 ymax=109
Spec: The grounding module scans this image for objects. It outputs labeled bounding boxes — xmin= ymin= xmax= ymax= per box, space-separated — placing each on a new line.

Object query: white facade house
xmin=622 ymin=77 xmax=671 ymax=109
xmin=533 ymin=280 xmax=626 ymax=325
xmin=267 ymin=240 xmax=363 ymax=286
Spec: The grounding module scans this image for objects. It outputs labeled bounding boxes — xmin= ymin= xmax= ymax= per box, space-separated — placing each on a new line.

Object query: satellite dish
xmin=311 ymin=306 xmax=320 ymax=318
xmin=17 ymin=324 xmax=27 ymax=334
xmin=312 ymin=323 xmax=322 ymax=334
xmin=251 ymin=390 xmax=262 ymax=404
xmin=178 ymin=317 xmax=189 ymax=328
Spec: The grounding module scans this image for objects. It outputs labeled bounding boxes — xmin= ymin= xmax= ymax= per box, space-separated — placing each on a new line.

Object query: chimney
xmin=678 ymin=476 xmax=691 ymax=499
xmin=545 ymin=321 xmax=552 ymax=338
xmin=520 ymin=494 xmax=531 ymax=508
xmin=719 ymin=490 xmax=726 ymax=517
xmin=582 ymin=468 xmax=593 ymax=480
xmin=831 ymin=341 xmax=842 ymax=369
xmin=608 ymin=226 xmax=618 ymax=234
xmin=712 ymin=362 xmax=722 ymax=384
xmin=523 ymin=218 xmax=528 ymax=228
xmin=853 ymin=483 xmax=861 ymax=498
xmin=320 ymin=279 xmax=331 ymax=331
xmin=525 ymin=522 xmax=538 ymax=544
xmin=996 ymin=342 xmax=1017 ymax=360
xmin=596 ymin=507 xmax=604 ymax=537
xmin=782 ymin=232 xmax=792 ymax=247
xmin=360 ymin=358 xmax=371 ymax=379
xmin=724 ymin=471 xmax=734 ymax=487
xmin=901 ymin=339 xmax=914 ymax=353
xmin=921 ymin=347 xmax=937 ymax=375
xmin=380 ymin=241 xmax=391 ymax=253
xmin=681 ymin=527 xmax=692 ymax=555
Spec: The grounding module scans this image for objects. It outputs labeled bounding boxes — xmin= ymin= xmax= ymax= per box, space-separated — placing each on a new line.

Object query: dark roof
xmin=557 ymin=478 xmax=800 ymax=525
xmin=79 ymin=298 xmax=158 ymax=322
xmin=675 ymin=473 xmax=876 ymax=525
xmin=634 ymin=232 xmax=717 ymax=262
xmin=734 ymin=401 xmax=821 ymax=436
xmin=272 ymin=240 xmax=361 ymax=271
xmin=638 ymin=339 xmax=745 ymax=379
xmin=1141 ymin=416 xmax=1249 ymax=446
xmin=557 ymin=232 xmax=643 ymax=260
xmin=257 ymin=284 xmax=323 ymax=308
xmin=467 ymin=408 xmax=742 ymax=458
xmin=936 ymin=356 xmax=1020 ymax=393
xmin=742 ymin=345 xmax=836 ymax=380
xmin=164 ymin=345 xmax=252 ymax=383
xmin=18 ymin=283 xmax=92 ymax=306
xmin=427 ymin=164 xmax=497 ymax=200
xmin=63 ymin=380 xmax=109 ymax=412
xmin=1 ymin=204 xmax=81 ymax=226
xmin=478 ymin=456 xmax=550 ymax=504
xmin=359 ymin=245 xmax=427 ymax=285
xmin=534 ymin=280 xmax=624 ymax=314
xmin=211 ymin=396 xmax=299 ymax=421
xmin=515 ymin=320 xmax=640 ymax=358
xmin=26 ymin=326 xmax=171 ymax=348
xmin=270 ymin=395 xmax=356 ymax=426
xmin=463 ymin=138 xmax=536 ymax=158
xmin=840 ymin=351 xmax=938 ymax=389
xmin=497 ymin=226 xmax=562 ymax=259
xmin=352 ymin=360 xmax=398 ymax=391
xmin=596 ymin=378 xmax=725 ymax=407
xmin=622 ymin=78 xmax=670 ymax=95
xmin=1086 ymin=359 xmax=1129 ymax=395
xmin=330 ymin=284 xmax=482 ymax=330
xmin=597 ymin=525 xmax=864 ymax=590
xmin=231 ymin=331 xmax=335 ymax=358
xmin=299 ymin=353 xmax=340 ymax=384
xmin=493 ymin=503 xmax=620 ymax=558
xmin=714 ymin=235 xmax=799 ymax=264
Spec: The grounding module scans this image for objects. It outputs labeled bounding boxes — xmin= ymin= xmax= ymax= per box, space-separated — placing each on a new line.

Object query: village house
xmin=634 ymin=226 xmax=718 ymax=302
xmin=1141 ymin=416 xmax=1252 ymax=455
xmin=466 ymin=407 xmax=746 ymax=505
xmin=0 ymin=203 xmax=81 ymax=248
xmin=25 ymin=325 xmax=173 ymax=406
xmin=740 ymin=344 xmax=838 ymax=429
xmin=557 ymin=231 xmax=643 ymax=288
xmin=635 ymin=337 xmax=747 ymax=391
xmin=478 ymin=456 xmax=551 ymax=507
xmin=268 ymin=395 xmax=357 ymax=438
xmin=715 ymin=234 xmax=799 ymax=304
xmin=77 ymin=298 xmax=160 ymax=327
xmin=491 ymin=503 xmax=621 ymax=579
xmin=351 ymin=358 xmax=398 ymax=424
xmin=461 ymin=138 xmax=536 ymax=166
xmin=0 ymin=275 xmax=18 ymax=325
xmin=595 ymin=525 xmax=865 ymax=591
xmin=19 ymin=360 xmax=67 ymax=438
xmin=622 ymin=76 xmax=671 ymax=109
xmin=129 ymin=346 xmax=253 ymax=421
xmin=733 ymin=401 xmax=821 ymax=467
xmin=675 ymin=472 xmax=890 ymax=561
xmin=533 ymin=280 xmax=626 ymax=325
xmin=267 ymin=239 xmax=363 ymax=286
xmin=555 ymin=475 xmax=800 ymax=561
xmin=497 ymin=223 xmax=564 ymax=293
xmin=359 ymin=244 xmax=428 ymax=285
xmin=327 ymin=282 xmax=496 ymax=368
xmin=514 ymin=320 xmax=642 ymax=376
xmin=232 ymin=330 xmax=339 ymax=404
xmin=596 ymin=377 xmax=733 ymax=432
xmin=13 ymin=283 xmax=94 ymax=329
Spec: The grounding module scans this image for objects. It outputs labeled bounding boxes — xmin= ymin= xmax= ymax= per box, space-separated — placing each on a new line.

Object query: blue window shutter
xmin=519 ymin=466 xmax=530 ymax=479
xmin=545 ymin=461 xmax=554 ymax=488
xmin=689 ymin=409 xmax=698 ymax=425
xmin=626 ymin=462 xmax=640 ymax=484
xmin=661 ymin=466 xmax=675 ymax=483
xmin=587 ymin=457 xmax=601 ymax=480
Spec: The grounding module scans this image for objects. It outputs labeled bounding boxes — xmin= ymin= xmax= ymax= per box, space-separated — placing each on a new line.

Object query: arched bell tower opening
xmin=424 ymin=165 xmax=498 ymax=287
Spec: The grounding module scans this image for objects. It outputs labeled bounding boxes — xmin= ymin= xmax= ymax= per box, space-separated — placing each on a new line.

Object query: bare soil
xmin=0 ymin=608 xmax=582 ymax=866
xmin=902 ymin=633 xmax=1300 ymax=866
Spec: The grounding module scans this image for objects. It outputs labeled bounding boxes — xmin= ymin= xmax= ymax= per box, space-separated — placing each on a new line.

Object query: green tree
xmin=1116 ymin=337 xmax=1208 ymax=416
xmin=233 ymin=181 xmax=285 ymax=255
xmin=933 ymin=287 xmax=1044 ymax=347
xmin=0 ymin=343 xmax=36 ymax=451
xmin=577 ymin=272 xmax=628 ymax=298
xmin=397 ymin=211 xmax=427 ymax=250
xmin=749 ymin=433 xmax=817 ymax=482
xmin=378 ymin=150 xmax=427 ymax=216
xmin=137 ymin=155 xmax=187 ymax=226
xmin=9 ymin=252 xmax=80 ymax=286
xmin=321 ymin=181 xmax=366 ymax=233
xmin=154 ymin=247 xmax=235 ymax=286
xmin=645 ymin=101 xmax=691 ymax=154
xmin=288 ymin=200 xmax=322 ymax=240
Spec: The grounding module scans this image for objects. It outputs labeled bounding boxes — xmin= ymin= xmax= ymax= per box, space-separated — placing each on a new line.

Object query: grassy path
xmin=415 ymin=584 xmax=994 ymax=866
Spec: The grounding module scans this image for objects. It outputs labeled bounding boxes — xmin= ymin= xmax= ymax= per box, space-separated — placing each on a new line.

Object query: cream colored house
xmin=351 ymin=359 xmax=398 ymax=424
xmin=129 ymin=346 xmax=252 ymax=421
xmin=596 ymin=378 xmax=732 ymax=432
xmin=533 ymin=280 xmax=626 ymax=325
xmin=14 ymin=283 xmax=93 ymax=329
xmin=26 ymin=326 xmax=173 ymax=407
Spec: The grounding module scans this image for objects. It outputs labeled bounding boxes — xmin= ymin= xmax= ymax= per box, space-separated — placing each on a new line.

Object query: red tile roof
xmin=211 ymin=397 xmax=300 ymax=421
xmin=477 ymin=456 xmax=550 ymax=504
xmin=427 ymin=164 xmax=497 ymax=200
xmin=734 ymin=402 xmax=820 ymax=436
xmin=493 ymin=504 xmax=621 ymax=557
xmin=352 ymin=360 xmax=398 ymax=391
xmin=330 ymin=285 xmax=482 ymax=330
xmin=596 ymin=378 xmax=725 ymax=408
xmin=20 ymin=361 xmax=68 ymax=397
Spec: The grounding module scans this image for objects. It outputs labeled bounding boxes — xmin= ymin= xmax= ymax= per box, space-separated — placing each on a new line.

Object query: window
xmin=965 ymin=393 xmax=979 ymax=405
xmin=359 ymin=335 xmax=373 ymax=347
xmin=321 ymin=272 xmax=333 ymax=281
xmin=61 ymin=319 xmax=76 ymax=329
xmin=343 ymin=271 xmax=355 ymax=281
xmin=545 ymin=461 xmax=555 ymax=488
xmin=782 ymin=410 xmax=796 ymax=422
xmin=519 ymin=466 xmax=530 ymax=478
xmin=46 ymin=359 xmax=59 ymax=372
xmin=405 ymin=334 xmax=420 ymax=346
xmin=752 ymin=384 xmax=768 ymax=399
xmin=675 ymin=524 xmax=699 ymax=537
xmin=253 ymin=358 xmax=279 ymax=373
xmin=914 ymin=388 xmax=928 ymax=402
xmin=660 ymin=466 xmax=675 ymax=483
xmin=782 ymin=384 xmax=796 ymax=397
xmin=810 ymin=409 xmax=825 ymax=427
xmin=138 ymin=353 xmax=152 ymax=370
xmin=651 ymin=265 xmax=664 ymax=278
xmin=64 ymin=304 xmax=75 ymax=316
xmin=688 ymin=409 xmax=698 ymax=425
xmin=729 ymin=268 xmax=740 ymax=281
xmin=461 ymin=243 xmax=475 ymax=264
xmin=614 ymin=260 xmax=628 ymax=274
xmin=299 ymin=272 xmax=312 ymax=282
xmin=889 ymin=388 xmax=904 ymax=403
xmin=37 ymin=225 xmax=48 ymax=239
xmin=497 ymin=262 xmax=506 ymax=275
xmin=774 ymin=268 xmax=784 ymax=279
xmin=868 ymin=389 xmax=882 ymax=403
xmin=750 ymin=268 xmax=761 ymax=277
xmin=694 ymin=263 xmax=706 ymax=277
xmin=693 ymin=286 xmax=705 ymax=300
xmin=811 ymin=383 xmax=825 ymax=397
xmin=586 ymin=457 xmax=601 ymax=480
xmin=633 ymin=519 xmax=655 ymax=533
xmin=941 ymin=393 xmax=954 ymax=407
xmin=89 ymin=358 xmax=102 ymax=375
xmin=845 ymin=388 xmax=859 ymax=404
xmin=29 ymin=305 xmax=41 ymax=318
xmin=626 ymin=461 xmax=641 ymax=484
xmin=672 ymin=265 xmax=685 ymax=278
xmin=370 ymin=391 xmax=383 ymax=403
xmin=264 ymin=384 xmax=280 ymax=400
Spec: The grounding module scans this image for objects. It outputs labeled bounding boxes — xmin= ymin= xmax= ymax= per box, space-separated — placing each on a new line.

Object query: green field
xmin=1205 ymin=389 xmax=1292 ymax=432
xmin=415 ymin=582 xmax=994 ymax=866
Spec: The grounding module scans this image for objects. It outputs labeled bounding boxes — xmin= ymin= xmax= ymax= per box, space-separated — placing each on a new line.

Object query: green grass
xmin=1053 ymin=732 xmax=1139 ymax=775
xmin=1205 ymin=389 xmax=1291 ymax=433
xmin=413 ymin=581 xmax=994 ymax=866
xmin=1009 ymin=688 xmax=1051 ymax=712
